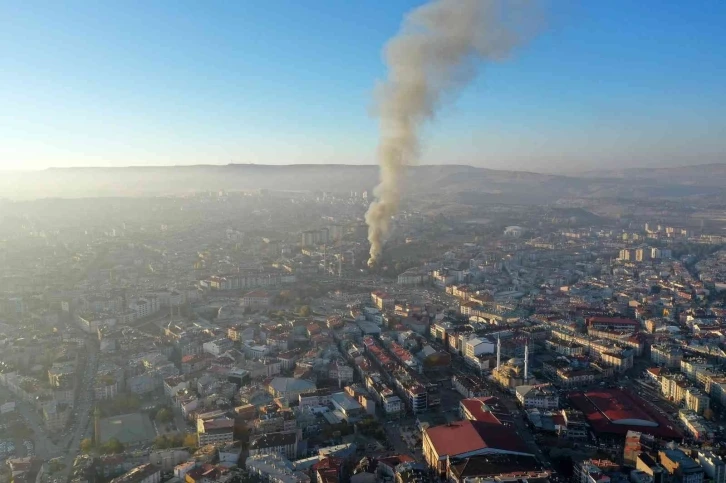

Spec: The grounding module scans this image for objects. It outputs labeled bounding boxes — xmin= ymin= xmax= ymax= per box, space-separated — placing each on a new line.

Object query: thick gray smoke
xmin=365 ymin=0 xmax=540 ymax=267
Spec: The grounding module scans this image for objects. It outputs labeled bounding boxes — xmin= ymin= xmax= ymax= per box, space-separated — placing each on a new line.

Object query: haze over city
xmin=4 ymin=2 xmax=726 ymax=483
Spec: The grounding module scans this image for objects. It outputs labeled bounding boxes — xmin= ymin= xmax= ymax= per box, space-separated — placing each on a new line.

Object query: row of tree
xmin=153 ymin=432 xmax=198 ymax=450
xmin=80 ymin=437 xmax=124 ymax=454
xmin=80 ymin=431 xmax=198 ymax=454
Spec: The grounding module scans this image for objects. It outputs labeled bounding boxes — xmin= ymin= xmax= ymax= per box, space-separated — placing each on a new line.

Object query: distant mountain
xmin=578 ymin=163 xmax=726 ymax=186
xmin=1 ymin=162 xmax=724 ymax=201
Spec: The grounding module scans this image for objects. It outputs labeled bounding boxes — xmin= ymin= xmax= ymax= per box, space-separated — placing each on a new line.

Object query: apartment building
xmin=196 ymin=417 xmax=234 ymax=446
xmin=651 ymin=345 xmax=684 ymax=368
xmin=515 ymin=385 xmax=559 ymax=410
xmin=249 ymin=431 xmax=299 ymax=460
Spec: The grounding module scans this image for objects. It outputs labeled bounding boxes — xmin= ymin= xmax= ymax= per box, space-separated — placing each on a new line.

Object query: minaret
xmin=94 ymin=405 xmax=101 ymax=446
xmin=524 ymin=341 xmax=529 ymax=383
xmin=496 ymin=335 xmax=501 ymax=371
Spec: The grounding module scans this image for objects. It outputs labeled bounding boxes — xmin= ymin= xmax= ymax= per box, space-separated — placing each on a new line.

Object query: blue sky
xmin=1 ymin=0 xmax=725 ymax=172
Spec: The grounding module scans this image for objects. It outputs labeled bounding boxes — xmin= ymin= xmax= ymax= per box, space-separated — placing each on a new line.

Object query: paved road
xmin=498 ymin=396 xmax=550 ymax=464
xmin=56 ymin=340 xmax=99 ymax=482
xmin=383 ymin=421 xmax=415 ymax=457
xmin=0 ymin=338 xmax=101 ymax=481
xmin=15 ymin=401 xmax=59 ymax=459
xmin=173 ymin=405 xmax=189 ymax=434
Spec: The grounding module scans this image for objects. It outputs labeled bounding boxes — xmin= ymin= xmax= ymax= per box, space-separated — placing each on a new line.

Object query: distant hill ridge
xmin=1 ymin=162 xmax=724 ymax=201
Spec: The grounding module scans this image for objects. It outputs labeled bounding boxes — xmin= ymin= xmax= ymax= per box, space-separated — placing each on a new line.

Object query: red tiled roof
xmin=460 ymin=398 xmax=502 ymax=425
xmin=425 ymin=420 xmax=529 ymax=458
xmin=313 ymin=456 xmax=343 ymax=471
xmin=186 ymin=467 xmax=205 ymax=480
xmin=568 ymin=389 xmax=682 ymax=439
xmin=584 ymin=390 xmax=654 ymax=424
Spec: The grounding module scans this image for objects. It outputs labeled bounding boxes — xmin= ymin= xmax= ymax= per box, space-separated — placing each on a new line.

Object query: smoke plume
xmin=365 ymin=0 xmax=540 ymax=267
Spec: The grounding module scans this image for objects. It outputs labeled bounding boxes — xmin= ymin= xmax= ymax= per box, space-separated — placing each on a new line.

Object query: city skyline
xmin=2 ymin=0 xmax=726 ymax=172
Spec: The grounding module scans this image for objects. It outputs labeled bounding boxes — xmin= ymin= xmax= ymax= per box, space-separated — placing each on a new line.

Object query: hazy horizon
xmin=2 ymin=159 xmax=726 ymax=176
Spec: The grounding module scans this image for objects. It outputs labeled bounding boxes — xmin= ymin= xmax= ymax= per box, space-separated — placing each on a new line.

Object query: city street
xmin=14 ymin=400 xmax=60 ymax=460
xmin=383 ymin=421 xmax=414 ymax=457
xmin=55 ymin=339 xmax=100 ymax=481
xmin=173 ymin=405 xmax=190 ymax=434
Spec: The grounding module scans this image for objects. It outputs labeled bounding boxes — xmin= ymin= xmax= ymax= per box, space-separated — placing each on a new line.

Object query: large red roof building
xmin=569 ymin=388 xmax=682 ymax=439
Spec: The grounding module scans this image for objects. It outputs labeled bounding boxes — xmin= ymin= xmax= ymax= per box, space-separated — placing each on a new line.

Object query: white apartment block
xmin=515 ymin=385 xmax=559 ymax=410
xmin=651 ymin=345 xmax=683 ymax=368
xmin=130 ymin=296 xmax=160 ymax=319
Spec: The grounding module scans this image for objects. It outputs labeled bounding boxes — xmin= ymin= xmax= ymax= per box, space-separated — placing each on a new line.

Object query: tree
xmin=298 ymin=305 xmax=311 ymax=317
xmin=103 ymin=438 xmax=125 ymax=454
xmin=9 ymin=423 xmax=32 ymax=440
xmin=276 ymin=290 xmax=291 ymax=304
xmin=183 ymin=433 xmax=198 ymax=449
xmin=153 ymin=434 xmax=174 ymax=449
xmin=79 ymin=438 xmax=94 ymax=454
xmin=154 ymin=432 xmax=197 ymax=449
xmin=156 ymin=408 xmax=173 ymax=423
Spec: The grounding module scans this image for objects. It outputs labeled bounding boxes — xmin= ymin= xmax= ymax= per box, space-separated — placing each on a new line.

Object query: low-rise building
xmin=659 ymin=449 xmax=704 ymax=483
xmin=330 ymin=392 xmax=364 ymax=420
xmin=267 ymin=378 xmax=315 ymax=399
xmin=686 ymin=387 xmax=710 ymax=415
xmin=651 ymin=345 xmax=684 ymax=368
xmin=515 ymin=384 xmax=559 ymax=410
xmin=242 ymin=290 xmax=273 ymax=308
xmin=422 ymin=420 xmax=532 ymax=476
xmin=249 ymin=430 xmax=299 ymax=460
xmin=246 ymin=453 xmax=311 ymax=483
xmin=696 ymin=450 xmax=726 ymax=483
xmin=452 ymin=374 xmax=488 ymax=399
xmin=196 ymin=416 xmax=234 ymax=446
xmin=109 ymin=463 xmax=161 ymax=483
